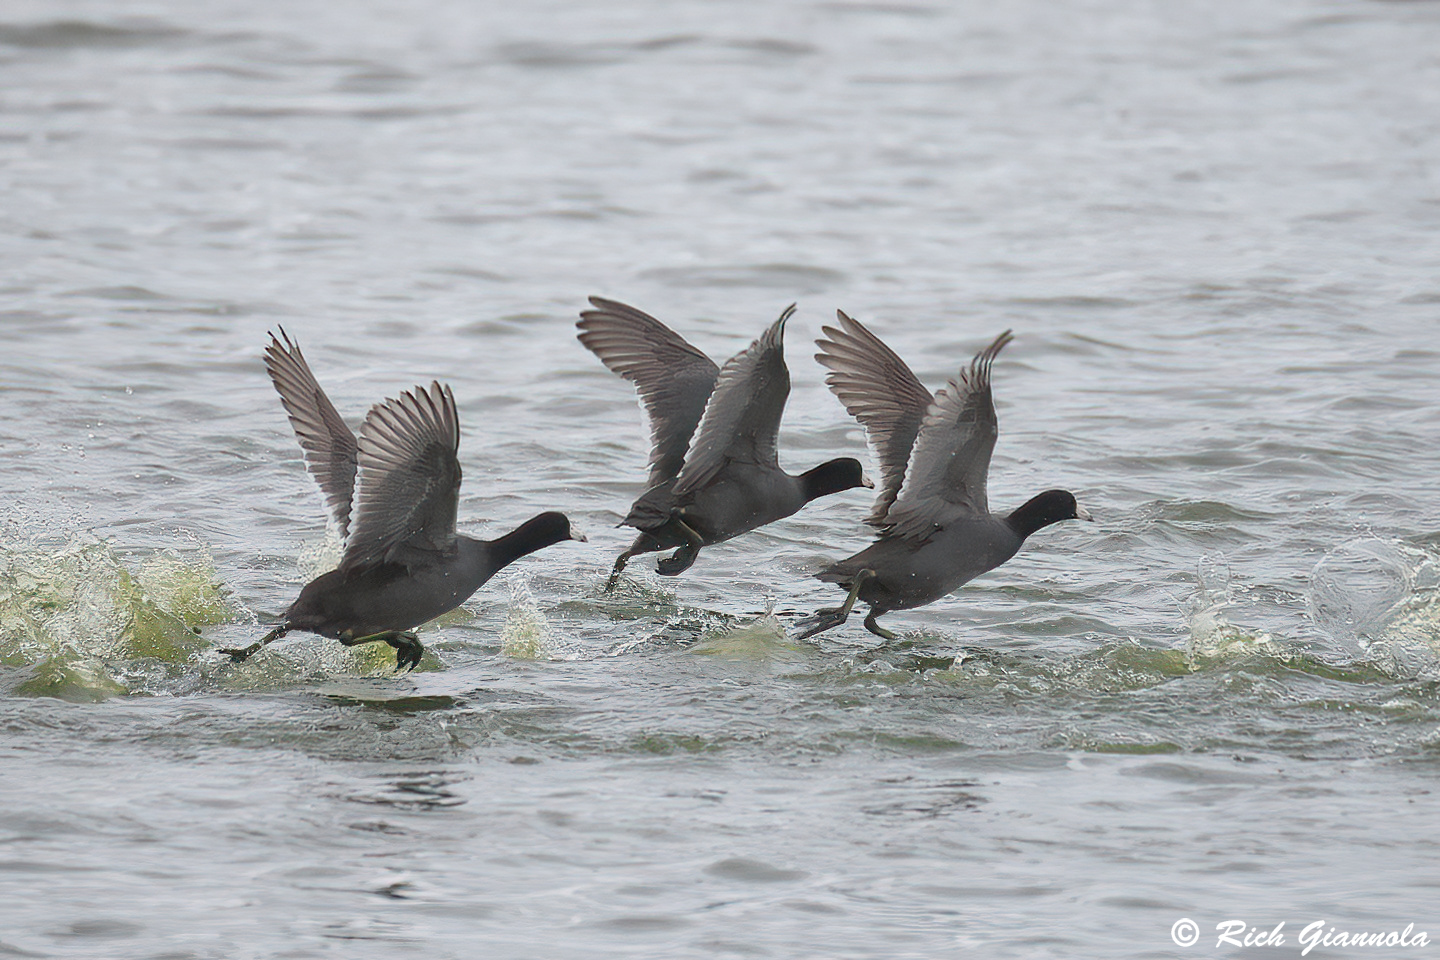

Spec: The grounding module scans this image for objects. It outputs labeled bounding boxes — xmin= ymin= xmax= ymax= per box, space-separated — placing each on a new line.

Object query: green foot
xmin=343 ymin=630 xmax=424 ymax=673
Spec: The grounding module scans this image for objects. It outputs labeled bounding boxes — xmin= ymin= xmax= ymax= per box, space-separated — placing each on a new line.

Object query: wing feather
xmin=885 ymin=331 xmax=1012 ymax=542
xmin=672 ymin=306 xmax=793 ymax=498
xmin=340 ymin=381 xmax=462 ymax=574
xmin=577 ymin=297 xmax=719 ymax=488
xmin=814 ymin=310 xmax=933 ymax=527
xmin=264 ymin=329 xmax=359 ymax=537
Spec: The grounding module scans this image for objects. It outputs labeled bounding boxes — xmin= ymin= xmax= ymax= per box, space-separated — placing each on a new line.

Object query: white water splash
xmin=295 ymin=530 xmax=345 ymax=581
xmin=501 ymin=578 xmax=583 ymax=660
xmin=1310 ymin=537 xmax=1440 ymax=674
xmin=1185 ymin=554 xmax=1281 ymax=664
xmin=0 ymin=533 xmax=234 ymax=698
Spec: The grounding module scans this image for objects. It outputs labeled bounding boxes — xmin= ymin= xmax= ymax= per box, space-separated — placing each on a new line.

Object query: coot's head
xmin=1006 ymin=490 xmax=1093 ymax=539
xmin=800 ymin=457 xmax=874 ymax=501
xmin=524 ymin=511 xmax=587 ymax=544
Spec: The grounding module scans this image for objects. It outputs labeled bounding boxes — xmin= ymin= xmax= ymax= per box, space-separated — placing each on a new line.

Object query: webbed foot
xmin=219 ymin=644 xmax=259 ymax=663
xmin=655 ymin=545 xmax=698 ymax=576
xmin=793 ymin=607 xmax=849 ymax=640
xmin=793 ymin=569 xmax=876 ymax=641
xmin=341 ymin=629 xmax=424 ymax=673
xmin=389 ymin=632 xmax=424 ymax=673
xmin=654 ymin=515 xmax=704 ymax=576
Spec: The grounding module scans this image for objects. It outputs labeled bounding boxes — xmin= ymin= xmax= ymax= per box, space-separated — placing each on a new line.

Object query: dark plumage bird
xmin=577 ymin=297 xmax=871 ymax=589
xmin=794 ymin=313 xmax=1091 ymax=640
xmin=220 ymin=331 xmax=584 ymax=671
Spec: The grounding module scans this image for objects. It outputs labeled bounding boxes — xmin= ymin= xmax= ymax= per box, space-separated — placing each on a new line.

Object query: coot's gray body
xmin=819 ymin=516 xmax=1024 ymax=612
xmin=282 ymin=515 xmax=576 ymax=643
xmin=623 ymin=464 xmax=828 ymax=546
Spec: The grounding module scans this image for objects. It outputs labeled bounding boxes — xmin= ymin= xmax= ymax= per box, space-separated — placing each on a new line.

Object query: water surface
xmin=3 ymin=0 xmax=1440 ymax=956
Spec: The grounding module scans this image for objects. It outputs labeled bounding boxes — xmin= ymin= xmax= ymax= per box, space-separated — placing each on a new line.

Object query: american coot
xmin=220 ymin=331 xmax=584 ymax=671
xmin=794 ymin=312 xmax=1091 ymax=640
xmin=577 ymin=298 xmax=871 ymax=589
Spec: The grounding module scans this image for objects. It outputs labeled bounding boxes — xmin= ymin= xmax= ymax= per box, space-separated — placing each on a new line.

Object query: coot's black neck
xmin=481 ymin=511 xmax=578 ymax=569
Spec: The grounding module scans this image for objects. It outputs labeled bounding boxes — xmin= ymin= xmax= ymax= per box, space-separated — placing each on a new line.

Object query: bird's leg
xmin=604 ymin=549 xmax=635 ymax=592
xmin=219 ymin=622 xmax=290 ymax=663
xmin=655 ymin=517 xmax=704 ymax=576
xmin=341 ymin=630 xmax=424 ymax=673
xmin=862 ymin=609 xmax=898 ymax=641
xmin=793 ymin=569 xmax=874 ymax=640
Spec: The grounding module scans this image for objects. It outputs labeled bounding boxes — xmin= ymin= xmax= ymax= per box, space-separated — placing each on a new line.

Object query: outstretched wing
xmin=264 ymin=329 xmax=359 ymax=538
xmin=339 ymin=381 xmax=462 ymax=574
xmin=815 ymin=310 xmax=933 ymax=527
xmin=577 ymin=297 xmax=720 ymax=489
xmin=885 ymin=330 xmax=1013 ymax=542
xmin=672 ymin=305 xmax=793 ymax=498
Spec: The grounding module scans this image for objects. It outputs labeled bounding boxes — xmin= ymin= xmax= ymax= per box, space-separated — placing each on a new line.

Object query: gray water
xmin=3 ymin=0 xmax=1440 ymax=957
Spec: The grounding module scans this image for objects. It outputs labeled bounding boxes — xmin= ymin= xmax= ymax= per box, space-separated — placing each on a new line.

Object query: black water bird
xmin=577 ymin=297 xmax=871 ymax=588
xmin=220 ymin=331 xmax=584 ymax=671
xmin=794 ymin=313 xmax=1091 ymax=640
